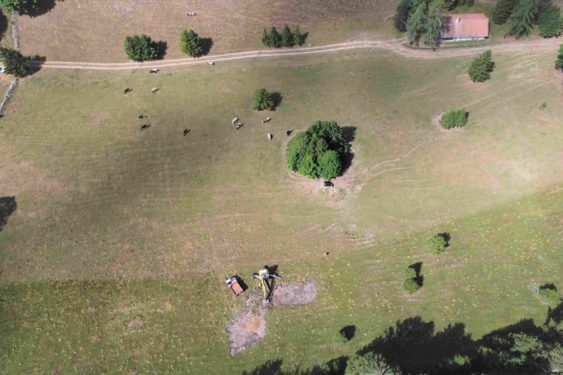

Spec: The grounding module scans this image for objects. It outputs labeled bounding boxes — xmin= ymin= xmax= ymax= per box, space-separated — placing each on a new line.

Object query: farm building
xmin=441 ymin=13 xmax=489 ymax=41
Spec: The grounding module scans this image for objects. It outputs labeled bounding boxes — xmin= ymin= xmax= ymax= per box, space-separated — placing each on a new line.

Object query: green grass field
xmin=0 ymin=47 xmax=562 ymax=373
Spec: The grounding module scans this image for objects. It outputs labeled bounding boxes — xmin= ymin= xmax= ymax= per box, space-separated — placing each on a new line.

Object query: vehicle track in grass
xmin=34 ymin=38 xmax=560 ymax=71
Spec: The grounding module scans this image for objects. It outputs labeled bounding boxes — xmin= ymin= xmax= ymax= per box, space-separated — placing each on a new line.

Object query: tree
xmin=180 ymin=29 xmax=203 ymax=57
xmin=394 ymin=0 xmax=414 ymax=32
xmin=441 ymin=109 xmax=468 ymax=128
xmin=317 ymin=150 xmax=342 ymax=180
xmin=493 ymin=0 xmax=516 ymax=24
xmin=293 ymin=25 xmax=304 ymax=46
xmin=423 ymin=0 xmax=445 ymax=48
xmin=124 ymin=34 xmax=159 ymax=61
xmin=509 ymin=0 xmax=537 ymax=38
xmin=428 ymin=233 xmax=448 ymax=254
xmin=407 ymin=1 xmax=427 ymax=45
xmin=346 ymin=353 xmax=398 ymax=375
xmin=252 ymin=88 xmax=274 ymax=111
xmin=468 ymin=50 xmax=495 ymax=82
xmin=0 ymin=47 xmax=30 ymax=77
xmin=281 ymin=25 xmax=294 ymax=47
xmin=556 ymin=45 xmax=563 ymax=70
xmin=539 ymin=5 xmax=561 ymax=37
xmin=0 ymin=0 xmax=39 ymax=13
xmin=286 ymin=121 xmax=351 ymax=179
xmin=269 ymin=27 xmax=281 ymax=48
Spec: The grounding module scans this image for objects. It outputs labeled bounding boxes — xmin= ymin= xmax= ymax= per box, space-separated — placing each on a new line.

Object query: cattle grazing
xmin=286 ymin=129 xmax=293 ymax=136
xmin=140 ymin=124 xmax=151 ymax=130
xmin=183 ymin=128 xmax=190 ymax=136
xmin=187 ymin=12 xmax=196 ymax=16
xmin=232 ymin=117 xmax=239 ymax=125
xmin=151 ymin=87 xmax=159 ymax=94
xmin=235 ymin=123 xmax=243 ymax=130
xmin=267 ymin=133 xmax=273 ymax=141
xmin=208 ymin=61 xmax=215 ymax=65
xmin=138 ymin=114 xmax=145 ymax=119
xmin=261 ymin=117 xmax=272 ymax=124
xmin=123 ymin=88 xmax=133 ymax=94
xmin=149 ymin=69 xmax=160 ymax=74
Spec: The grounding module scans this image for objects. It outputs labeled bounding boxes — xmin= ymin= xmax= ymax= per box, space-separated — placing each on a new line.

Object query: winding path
xmin=35 ymin=38 xmax=560 ymax=71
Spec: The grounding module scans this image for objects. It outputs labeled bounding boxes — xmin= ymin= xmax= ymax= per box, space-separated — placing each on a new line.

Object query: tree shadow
xmin=299 ymin=32 xmax=309 ymax=46
xmin=17 ymin=0 xmax=57 ymax=17
xmin=28 ymin=55 xmax=46 ymax=76
xmin=242 ymin=359 xmax=284 ymax=375
xmin=339 ymin=325 xmax=356 ymax=341
xmin=200 ymin=37 xmax=213 ymax=56
xmin=339 ymin=126 xmax=356 ymax=176
xmin=270 ymin=92 xmax=283 ymax=111
xmin=155 ymin=41 xmax=168 ymax=60
xmin=438 ymin=232 xmax=451 ymax=247
xmin=0 ymin=196 xmax=17 ymax=232
xmin=409 ymin=261 xmax=424 ymax=287
xmin=0 ymin=11 xmax=7 ymax=41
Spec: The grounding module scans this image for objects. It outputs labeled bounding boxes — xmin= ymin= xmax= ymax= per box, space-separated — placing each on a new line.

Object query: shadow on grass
xmin=201 ymin=37 xmax=213 ymax=56
xmin=0 ymin=196 xmax=17 ymax=232
xmin=155 ymin=41 xmax=168 ymax=60
xmin=339 ymin=325 xmax=356 ymax=341
xmin=28 ymin=55 xmax=46 ymax=76
xmin=244 ymin=301 xmax=563 ymax=375
xmin=0 ymin=11 xmax=7 ymax=41
xmin=270 ymin=92 xmax=283 ymax=111
xmin=339 ymin=126 xmax=356 ymax=176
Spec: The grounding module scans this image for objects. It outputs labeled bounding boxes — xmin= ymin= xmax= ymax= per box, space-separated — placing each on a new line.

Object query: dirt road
xmin=35 ymin=38 xmax=560 ymax=71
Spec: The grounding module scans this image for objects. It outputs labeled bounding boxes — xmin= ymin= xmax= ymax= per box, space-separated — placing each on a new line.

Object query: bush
xmin=403 ymin=278 xmax=421 ymax=293
xmin=538 ymin=284 xmax=559 ymax=304
xmin=252 ymin=88 xmax=274 ymax=111
xmin=124 ymin=34 xmax=160 ymax=61
xmin=286 ymin=121 xmax=350 ymax=180
xmin=557 ymin=45 xmax=563 ymax=71
xmin=346 ymin=353 xmax=397 ymax=375
xmin=441 ymin=109 xmax=468 ymax=129
xmin=428 ymin=233 xmax=449 ymax=254
xmin=0 ymin=47 xmax=30 ymax=77
xmin=539 ymin=5 xmax=561 ymax=37
xmin=180 ymin=29 xmax=203 ymax=57
xmin=468 ymin=50 xmax=494 ymax=82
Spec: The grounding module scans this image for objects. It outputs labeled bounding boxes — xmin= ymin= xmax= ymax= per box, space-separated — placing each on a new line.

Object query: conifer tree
xmin=423 ymin=0 xmax=445 ymax=49
xmin=180 ymin=29 xmax=203 ymax=57
xmin=269 ymin=27 xmax=281 ymax=48
xmin=293 ymin=25 xmax=304 ymax=46
xmin=509 ymin=0 xmax=537 ymax=37
xmin=468 ymin=50 xmax=495 ymax=82
xmin=493 ymin=0 xmax=516 ymax=24
xmin=556 ymin=45 xmax=563 ymax=71
xmin=394 ymin=0 xmax=413 ymax=32
xmin=407 ymin=1 xmax=427 ymax=45
xmin=281 ymin=25 xmax=294 ymax=47
xmin=538 ymin=5 xmax=561 ymax=37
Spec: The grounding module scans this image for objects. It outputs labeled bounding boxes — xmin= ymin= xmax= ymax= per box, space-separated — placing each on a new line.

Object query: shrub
xmin=286 ymin=121 xmax=350 ymax=179
xmin=180 ymin=29 xmax=203 ymax=57
xmin=539 ymin=5 xmax=561 ymax=37
xmin=428 ymin=233 xmax=449 ymax=254
xmin=403 ymin=278 xmax=421 ymax=293
xmin=0 ymin=47 xmax=30 ymax=77
xmin=468 ymin=50 xmax=494 ymax=82
xmin=538 ymin=284 xmax=559 ymax=304
xmin=124 ymin=34 xmax=160 ymax=61
xmin=252 ymin=88 xmax=274 ymax=111
xmin=441 ymin=109 xmax=468 ymax=129
xmin=557 ymin=45 xmax=563 ymax=71
xmin=345 ymin=353 xmax=397 ymax=375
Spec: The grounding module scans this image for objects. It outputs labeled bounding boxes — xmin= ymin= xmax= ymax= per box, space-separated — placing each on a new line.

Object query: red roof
xmin=442 ymin=13 xmax=489 ymax=39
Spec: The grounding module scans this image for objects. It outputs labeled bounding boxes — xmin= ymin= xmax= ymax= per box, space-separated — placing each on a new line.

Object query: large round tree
xmin=286 ymin=121 xmax=350 ymax=180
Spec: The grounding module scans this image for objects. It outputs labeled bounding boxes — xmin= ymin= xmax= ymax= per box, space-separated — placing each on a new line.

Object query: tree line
xmin=262 ymin=25 xmax=306 ymax=48
xmin=493 ymin=0 xmax=561 ymax=38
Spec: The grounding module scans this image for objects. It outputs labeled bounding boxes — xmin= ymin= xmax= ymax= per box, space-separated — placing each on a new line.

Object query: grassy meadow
xmin=0 ymin=47 xmax=562 ymax=373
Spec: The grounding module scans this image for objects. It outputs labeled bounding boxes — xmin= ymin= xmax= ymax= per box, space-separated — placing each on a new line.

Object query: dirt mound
xmin=226 ymin=310 xmax=266 ymax=355
xmin=271 ymin=281 xmax=318 ymax=306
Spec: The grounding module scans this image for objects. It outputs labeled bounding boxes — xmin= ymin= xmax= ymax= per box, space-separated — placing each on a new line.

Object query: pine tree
xmin=0 ymin=47 xmax=30 ymax=77
xmin=493 ymin=0 xmax=516 ymax=24
xmin=293 ymin=25 xmax=303 ymax=46
xmin=468 ymin=50 xmax=495 ymax=82
xmin=423 ymin=0 xmax=445 ymax=48
xmin=394 ymin=0 xmax=413 ymax=32
xmin=509 ymin=0 xmax=537 ymax=37
xmin=281 ymin=25 xmax=294 ymax=47
xmin=269 ymin=27 xmax=281 ymax=48
xmin=556 ymin=45 xmax=563 ymax=71
xmin=406 ymin=1 xmax=427 ymax=45
xmin=262 ymin=28 xmax=272 ymax=47
xmin=180 ymin=29 xmax=203 ymax=57
xmin=538 ymin=5 xmax=561 ymax=37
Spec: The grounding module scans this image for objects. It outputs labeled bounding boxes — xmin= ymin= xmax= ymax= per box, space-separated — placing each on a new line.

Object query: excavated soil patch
xmin=271 ymin=281 xmax=318 ymax=306
xmin=226 ymin=310 xmax=266 ymax=355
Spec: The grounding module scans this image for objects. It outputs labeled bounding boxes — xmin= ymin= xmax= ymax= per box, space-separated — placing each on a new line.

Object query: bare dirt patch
xmin=271 ymin=281 xmax=318 ymax=306
xmin=226 ymin=310 xmax=267 ymax=355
